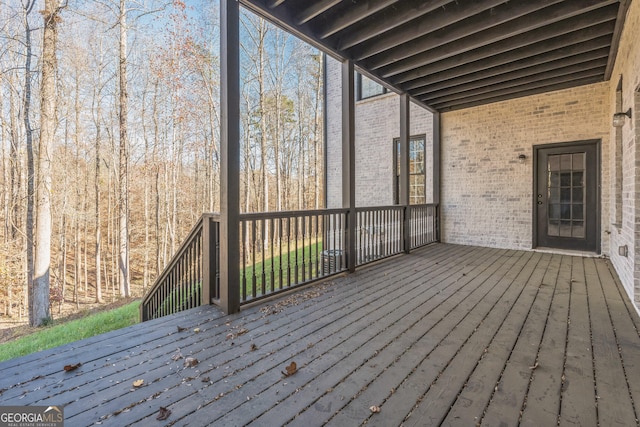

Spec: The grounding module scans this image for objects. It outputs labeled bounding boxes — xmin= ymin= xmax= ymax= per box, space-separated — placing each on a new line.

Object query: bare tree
xmin=32 ymin=0 xmax=63 ymax=326
xmin=21 ymin=0 xmax=36 ymax=325
xmin=117 ymin=0 xmax=130 ymax=297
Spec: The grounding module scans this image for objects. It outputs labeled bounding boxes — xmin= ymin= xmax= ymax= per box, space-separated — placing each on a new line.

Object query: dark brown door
xmin=534 ymin=141 xmax=599 ymax=252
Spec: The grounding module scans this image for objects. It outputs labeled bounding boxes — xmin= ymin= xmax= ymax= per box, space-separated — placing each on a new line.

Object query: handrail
xmin=140 ymin=213 xmax=220 ymax=321
xmin=239 ymin=207 xmax=348 ymax=220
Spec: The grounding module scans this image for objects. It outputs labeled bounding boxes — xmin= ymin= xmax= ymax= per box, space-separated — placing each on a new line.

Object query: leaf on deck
xmin=184 ymin=357 xmax=199 ymax=368
xmin=63 ymin=362 xmax=82 ymax=372
xmin=282 ymin=361 xmax=298 ymax=377
xmin=156 ymin=406 xmax=171 ymax=421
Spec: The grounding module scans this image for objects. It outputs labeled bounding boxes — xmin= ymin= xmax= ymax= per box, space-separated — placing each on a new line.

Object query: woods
xmin=0 ymin=0 xmax=324 ymax=326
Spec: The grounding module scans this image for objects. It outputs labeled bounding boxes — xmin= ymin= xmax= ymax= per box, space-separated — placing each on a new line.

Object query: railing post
xmin=404 ymin=206 xmax=411 ymax=253
xmin=202 ymin=216 xmax=211 ymax=305
xmin=400 ymin=94 xmax=411 ymax=253
xmin=342 ymin=60 xmax=356 ymax=273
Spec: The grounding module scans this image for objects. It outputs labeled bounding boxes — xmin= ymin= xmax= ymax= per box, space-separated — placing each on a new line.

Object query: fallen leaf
xmin=156 ymin=407 xmax=171 ymax=421
xmin=193 ymin=328 xmax=200 ymax=333
xmin=370 ymin=405 xmax=381 ymax=413
xmin=250 ymin=343 xmax=258 ymax=351
xmin=282 ymin=361 xmax=298 ymax=377
xmin=63 ymin=362 xmax=82 ymax=372
xmin=184 ymin=357 xmax=199 ymax=368
xmin=237 ymin=328 xmax=248 ymax=336
xmin=201 ymin=377 xmax=210 ymax=383
xmin=133 ymin=379 xmax=144 ymax=387
xmin=529 ymin=362 xmax=539 ymax=370
xmin=171 ymin=351 xmax=183 ymax=361
xmin=177 ymin=326 xmax=187 ymax=332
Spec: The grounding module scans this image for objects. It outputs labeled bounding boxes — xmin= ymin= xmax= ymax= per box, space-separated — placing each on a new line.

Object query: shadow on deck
xmin=1 ymin=244 xmax=639 ymax=426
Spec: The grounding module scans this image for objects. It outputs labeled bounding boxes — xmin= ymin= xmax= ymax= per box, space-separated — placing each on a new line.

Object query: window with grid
xmin=394 ymin=136 xmax=426 ymax=205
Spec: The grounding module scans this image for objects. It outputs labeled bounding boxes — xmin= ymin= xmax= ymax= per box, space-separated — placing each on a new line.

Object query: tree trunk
xmin=33 ymin=0 xmax=61 ymax=326
xmin=94 ymin=55 xmax=103 ymax=303
xmin=313 ymin=54 xmax=323 ymax=210
xmin=22 ymin=0 xmax=36 ymax=326
xmin=118 ymin=0 xmax=130 ymax=297
xmin=8 ymin=75 xmax=21 ymax=241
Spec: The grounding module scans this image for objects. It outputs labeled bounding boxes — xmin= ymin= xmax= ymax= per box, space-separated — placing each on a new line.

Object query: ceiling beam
xmin=318 ymin=0 xmax=400 ymax=39
xmin=423 ymin=62 xmax=607 ymax=105
xmin=296 ymin=0 xmax=341 ymax=25
xmin=351 ymin=0 xmax=509 ymax=61
xmin=386 ymin=17 xmax=615 ymax=85
xmin=333 ymin=0 xmax=453 ymax=50
xmin=410 ymin=46 xmax=611 ymax=97
xmin=373 ymin=1 xmax=618 ymax=76
xmin=266 ymin=0 xmax=285 ymax=9
xmin=431 ymin=75 xmax=603 ymax=111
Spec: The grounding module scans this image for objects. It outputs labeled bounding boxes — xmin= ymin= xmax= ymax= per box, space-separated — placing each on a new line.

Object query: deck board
xmin=585 ymin=257 xmax=638 ymax=426
xmin=519 ymin=255 xmax=571 ymax=426
xmin=441 ymin=252 xmax=549 ymax=427
xmin=559 ymin=256 xmax=597 ymax=426
xmin=1 ymin=244 xmax=639 ymax=427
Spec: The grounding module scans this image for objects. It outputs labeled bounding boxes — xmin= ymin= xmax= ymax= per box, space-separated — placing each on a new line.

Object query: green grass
xmin=242 ymin=240 xmax=326 ymax=297
xmin=0 ymin=300 xmax=141 ymax=362
xmin=152 ymin=282 xmax=201 ymax=319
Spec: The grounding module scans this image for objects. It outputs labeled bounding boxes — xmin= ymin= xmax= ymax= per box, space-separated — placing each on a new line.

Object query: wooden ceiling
xmin=240 ymin=0 xmax=631 ymax=112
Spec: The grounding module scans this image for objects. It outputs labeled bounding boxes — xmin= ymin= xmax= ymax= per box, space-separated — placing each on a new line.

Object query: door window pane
xmin=572 ymin=171 xmax=584 ymax=186
xmin=573 ymin=221 xmax=585 ymax=238
xmin=572 ymin=153 xmax=585 ymax=169
xmin=547 ymin=152 xmax=588 ymax=240
xmin=573 ymin=204 xmax=583 ymax=220
xmin=560 ymin=220 xmax=572 ymax=237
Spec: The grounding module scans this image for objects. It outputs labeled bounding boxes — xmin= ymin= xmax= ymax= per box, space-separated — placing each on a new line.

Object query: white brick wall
xmin=441 ymin=83 xmax=610 ymax=253
xmin=325 ymin=57 xmax=434 ymax=208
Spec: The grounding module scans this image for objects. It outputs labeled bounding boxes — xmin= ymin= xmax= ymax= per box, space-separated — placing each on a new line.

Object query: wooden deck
xmin=1 ymin=244 xmax=639 ymax=426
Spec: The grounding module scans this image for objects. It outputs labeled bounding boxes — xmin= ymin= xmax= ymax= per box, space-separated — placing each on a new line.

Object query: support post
xmin=342 ymin=60 xmax=356 ymax=272
xmin=432 ymin=111 xmax=441 ymax=241
xmin=400 ymin=94 xmax=411 ymax=253
xmin=219 ymin=0 xmax=240 ymax=314
xmin=202 ymin=215 xmax=211 ymax=305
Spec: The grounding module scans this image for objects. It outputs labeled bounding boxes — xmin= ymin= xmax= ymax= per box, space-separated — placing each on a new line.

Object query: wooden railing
xmin=239 ymin=209 xmax=348 ymax=303
xmin=355 ymin=205 xmax=404 ymax=266
xmin=140 ymin=205 xmax=437 ymax=321
xmin=409 ymin=204 xmax=439 ymax=249
xmin=140 ymin=213 xmax=220 ymax=321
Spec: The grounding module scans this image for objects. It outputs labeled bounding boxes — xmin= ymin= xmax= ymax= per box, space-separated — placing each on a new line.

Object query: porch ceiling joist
xmin=240 ymin=0 xmax=631 ymax=112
